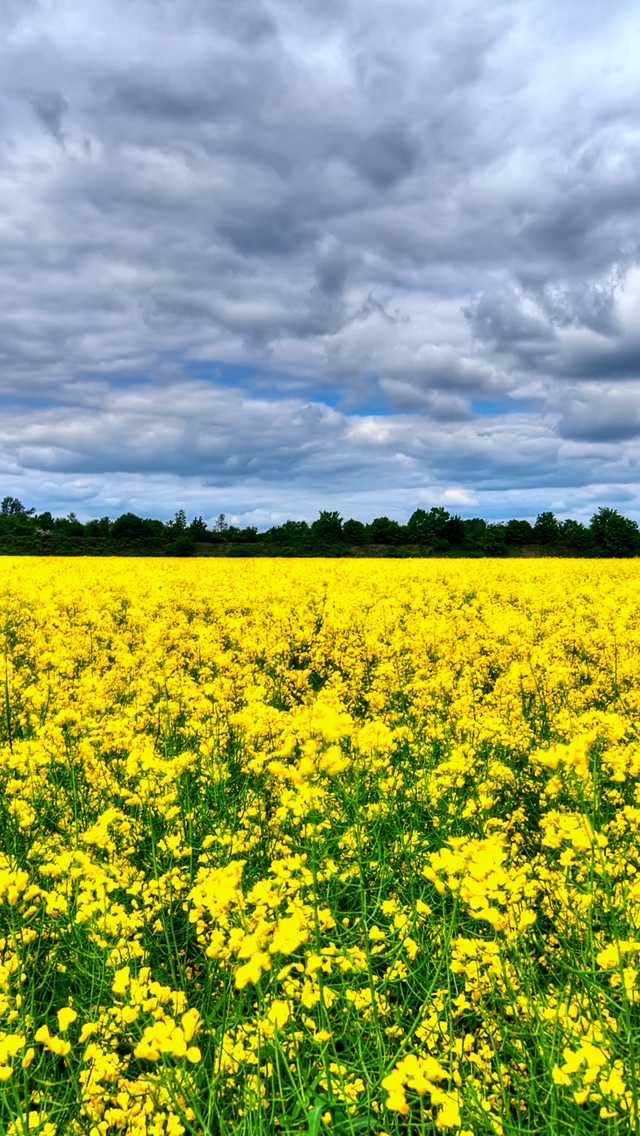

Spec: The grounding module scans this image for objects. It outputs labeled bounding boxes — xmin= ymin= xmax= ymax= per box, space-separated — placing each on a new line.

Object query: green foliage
xmin=505 ymin=518 xmax=534 ymax=546
xmin=167 ymin=534 xmax=195 ymax=557
xmin=111 ymin=513 xmax=153 ymax=541
xmin=482 ymin=524 xmax=508 ymax=557
xmin=406 ymin=506 xmax=450 ymax=544
xmin=561 ymin=518 xmax=592 ymax=552
xmin=1 ymin=499 xmax=640 ymax=558
xmin=533 ymin=511 xmax=561 ymax=545
xmin=1 ymin=495 xmax=34 ymax=516
xmin=343 ymin=519 xmax=367 ymax=545
xmin=446 ymin=515 xmax=466 ymax=546
xmin=188 ymin=516 xmax=208 ymax=537
xmin=367 ymin=516 xmax=405 ymax=545
xmin=311 ymin=511 xmax=343 ymax=542
xmin=267 ymin=520 xmax=312 ymax=548
xmin=590 ymin=507 xmax=640 ymax=558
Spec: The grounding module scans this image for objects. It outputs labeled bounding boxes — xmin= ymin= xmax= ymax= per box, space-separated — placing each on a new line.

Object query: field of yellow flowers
xmin=1 ymin=558 xmax=640 ymax=1136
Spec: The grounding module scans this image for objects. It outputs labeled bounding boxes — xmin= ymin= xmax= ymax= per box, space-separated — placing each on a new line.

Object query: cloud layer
xmin=1 ymin=0 xmax=640 ymax=522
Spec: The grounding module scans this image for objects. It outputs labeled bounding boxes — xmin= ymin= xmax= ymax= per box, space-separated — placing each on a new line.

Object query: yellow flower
xmin=381 ymin=1077 xmax=408 ymax=1115
xmin=432 ymin=1089 xmax=462 ymax=1129
xmin=235 ymin=952 xmax=271 ymax=989
xmin=270 ymin=914 xmax=309 ymax=955
xmin=4 ymin=557 xmax=640 ymax=1128
xmin=112 ymin=966 xmax=131 ymax=996
xmin=181 ymin=1008 xmax=201 ymax=1043
xmin=267 ymin=1000 xmax=290 ymax=1029
xmin=34 ymin=1024 xmax=74 ymax=1056
xmin=552 ymin=1065 xmax=571 ymax=1086
xmin=57 ymin=1007 xmax=78 ymax=1033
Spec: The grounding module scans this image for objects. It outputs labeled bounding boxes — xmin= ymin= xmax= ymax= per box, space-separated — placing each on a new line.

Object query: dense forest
xmin=1 ymin=495 xmax=639 ymax=557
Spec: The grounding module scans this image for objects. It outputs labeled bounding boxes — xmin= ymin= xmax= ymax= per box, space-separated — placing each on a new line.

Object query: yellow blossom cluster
xmin=1 ymin=557 xmax=640 ymax=1133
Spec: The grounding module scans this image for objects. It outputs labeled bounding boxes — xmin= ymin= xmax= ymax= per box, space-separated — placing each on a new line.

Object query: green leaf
xmin=308 ymin=1105 xmax=324 ymax=1136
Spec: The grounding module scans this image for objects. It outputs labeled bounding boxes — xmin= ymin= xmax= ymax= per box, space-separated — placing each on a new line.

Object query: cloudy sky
xmin=2 ymin=0 xmax=640 ymax=525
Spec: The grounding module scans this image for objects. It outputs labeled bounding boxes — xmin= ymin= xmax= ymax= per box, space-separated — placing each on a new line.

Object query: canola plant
xmin=0 ymin=558 xmax=639 ymax=1136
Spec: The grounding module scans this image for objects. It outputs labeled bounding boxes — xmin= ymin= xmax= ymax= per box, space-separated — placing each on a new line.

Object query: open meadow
xmin=1 ymin=558 xmax=640 ymax=1136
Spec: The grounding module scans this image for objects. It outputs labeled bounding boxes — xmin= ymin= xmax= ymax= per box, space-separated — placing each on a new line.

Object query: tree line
xmin=1 ymin=496 xmax=639 ymax=557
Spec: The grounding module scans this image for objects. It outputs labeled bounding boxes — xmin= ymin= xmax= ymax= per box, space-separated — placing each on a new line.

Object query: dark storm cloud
xmin=558 ymin=335 xmax=640 ymax=381
xmin=29 ymin=90 xmax=69 ymax=144
xmin=2 ymin=0 xmax=640 ymax=519
xmin=558 ymin=385 xmax=640 ymax=442
xmin=352 ymin=123 xmax=419 ymax=190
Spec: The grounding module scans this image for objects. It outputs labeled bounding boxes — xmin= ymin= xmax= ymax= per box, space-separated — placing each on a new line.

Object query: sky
xmin=2 ymin=0 xmax=640 ymax=526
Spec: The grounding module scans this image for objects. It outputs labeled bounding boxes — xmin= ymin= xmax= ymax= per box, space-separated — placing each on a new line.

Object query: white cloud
xmin=1 ymin=0 xmax=640 ymax=520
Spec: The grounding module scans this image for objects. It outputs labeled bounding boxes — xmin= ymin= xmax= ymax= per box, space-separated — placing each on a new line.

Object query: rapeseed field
xmin=1 ymin=558 xmax=639 ymax=1136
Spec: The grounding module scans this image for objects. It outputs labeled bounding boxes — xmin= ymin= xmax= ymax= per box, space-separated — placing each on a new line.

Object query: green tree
xmin=445 ymin=515 xmax=465 ymax=547
xmin=235 ymin=526 xmax=258 ymax=543
xmin=406 ymin=507 xmax=450 ymax=545
xmin=111 ymin=513 xmax=150 ymax=540
xmin=64 ymin=512 xmax=84 ymax=536
xmin=367 ymin=516 xmax=405 ymax=546
xmin=311 ymin=511 xmax=343 ymax=541
xmin=168 ymin=509 xmax=187 ymax=532
xmin=1 ymin=496 xmax=34 ymax=516
xmin=482 ymin=524 xmax=508 ymax=556
xmin=85 ymin=517 xmax=111 ymax=538
xmin=590 ymin=508 xmax=640 ymax=557
xmin=533 ymin=512 xmax=560 ymax=545
xmin=343 ymin=519 xmax=366 ymax=545
xmin=188 ymin=516 xmax=209 ymax=537
xmin=561 ymin=518 xmax=591 ymax=552
xmin=266 ymin=520 xmax=311 ymax=549
xmin=167 ymin=533 xmax=195 ymax=557
xmin=504 ymin=519 xmax=534 ymax=546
